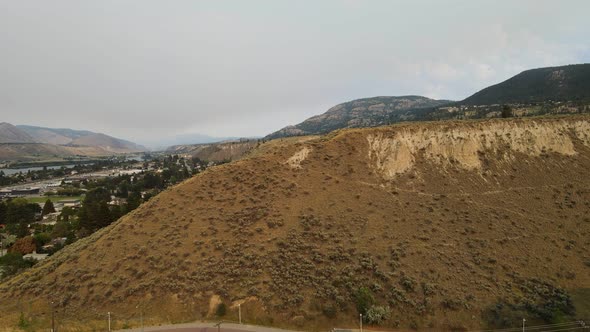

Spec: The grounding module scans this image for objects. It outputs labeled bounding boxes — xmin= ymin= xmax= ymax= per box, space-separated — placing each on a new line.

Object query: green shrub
xmin=322 ymin=305 xmax=337 ymax=318
xmin=365 ymin=305 xmax=390 ymax=324
xmin=353 ymin=287 xmax=374 ymax=315
xmin=400 ymin=275 xmax=416 ymax=292
xmin=215 ymin=303 xmax=226 ymax=317
xmin=483 ymin=282 xmax=575 ymax=328
xmin=17 ymin=312 xmax=30 ymax=329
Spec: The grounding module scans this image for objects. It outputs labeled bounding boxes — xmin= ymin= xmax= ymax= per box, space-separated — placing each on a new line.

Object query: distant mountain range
xmin=15 ymin=125 xmax=94 ymax=145
xmin=265 ymin=96 xmax=451 ymax=139
xmin=4 ymin=63 xmax=590 ymax=161
xmin=0 ymin=123 xmax=145 ymax=162
xmin=140 ymin=133 xmax=240 ymax=151
xmin=166 ymin=139 xmax=259 ymax=162
xmin=461 ymin=63 xmax=590 ymax=105
xmin=16 ymin=125 xmax=145 ymax=152
xmin=266 ymin=63 xmax=590 ymax=139
xmin=0 ymin=123 xmax=37 ymax=144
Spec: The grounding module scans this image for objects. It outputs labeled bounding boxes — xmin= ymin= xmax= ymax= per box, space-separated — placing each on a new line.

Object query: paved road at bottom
xmin=116 ymin=321 xmax=309 ymax=332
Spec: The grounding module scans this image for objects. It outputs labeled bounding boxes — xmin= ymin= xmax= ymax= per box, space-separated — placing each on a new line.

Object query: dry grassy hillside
xmin=166 ymin=140 xmax=259 ymax=163
xmin=1 ymin=116 xmax=590 ymax=331
xmin=0 ymin=143 xmax=130 ymax=162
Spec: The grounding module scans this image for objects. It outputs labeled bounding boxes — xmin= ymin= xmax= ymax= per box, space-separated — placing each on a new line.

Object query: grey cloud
xmin=0 ymin=0 xmax=588 ymax=144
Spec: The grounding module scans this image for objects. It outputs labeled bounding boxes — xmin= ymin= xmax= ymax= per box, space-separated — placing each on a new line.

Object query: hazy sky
xmin=1 ymin=1 xmax=589 ymax=144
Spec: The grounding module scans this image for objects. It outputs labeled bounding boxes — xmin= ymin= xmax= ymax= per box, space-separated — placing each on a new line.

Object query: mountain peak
xmin=0 ymin=122 xmax=36 ymax=143
xmin=461 ymin=63 xmax=590 ymax=105
xmin=265 ymin=95 xmax=452 ymax=139
xmin=0 ymin=124 xmax=145 ymax=161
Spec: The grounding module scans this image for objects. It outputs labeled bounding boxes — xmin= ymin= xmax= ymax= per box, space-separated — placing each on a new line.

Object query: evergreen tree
xmin=0 ymin=201 xmax=7 ymax=224
xmin=42 ymin=199 xmax=56 ymax=216
xmin=501 ymin=105 xmax=513 ymax=118
xmin=117 ymin=180 xmax=129 ymax=198
xmin=78 ymin=188 xmax=112 ymax=232
xmin=125 ymin=191 xmax=142 ymax=212
xmin=5 ymin=199 xmax=40 ymax=225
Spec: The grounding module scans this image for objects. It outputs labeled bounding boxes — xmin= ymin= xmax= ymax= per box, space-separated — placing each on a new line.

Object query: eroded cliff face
xmin=364 ymin=118 xmax=590 ymax=178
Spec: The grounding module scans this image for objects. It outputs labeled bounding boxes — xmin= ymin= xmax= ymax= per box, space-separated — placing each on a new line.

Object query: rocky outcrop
xmin=366 ymin=118 xmax=590 ymax=178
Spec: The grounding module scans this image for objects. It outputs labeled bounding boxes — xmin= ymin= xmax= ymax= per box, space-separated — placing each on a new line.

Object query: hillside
xmin=68 ymin=133 xmax=145 ymax=153
xmin=17 ymin=125 xmax=94 ymax=145
xmin=461 ymin=64 xmax=590 ymax=105
xmin=266 ymin=64 xmax=590 ymax=141
xmin=0 ymin=123 xmax=36 ymax=144
xmin=0 ymin=124 xmax=146 ymax=162
xmin=0 ymin=143 xmax=139 ymax=162
xmin=265 ymin=96 xmax=451 ymax=139
xmin=166 ymin=139 xmax=259 ymax=162
xmin=1 ymin=115 xmax=590 ymax=330
xmin=17 ymin=125 xmax=145 ymax=152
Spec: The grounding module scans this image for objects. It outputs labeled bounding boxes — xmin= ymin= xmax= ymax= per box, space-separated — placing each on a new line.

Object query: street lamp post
xmin=238 ymin=304 xmax=241 ymax=324
xmin=522 ymin=318 xmax=526 ymax=332
xmin=136 ymin=305 xmax=144 ymax=332
xmin=108 ymin=312 xmax=111 ymax=332
xmin=360 ymin=314 xmax=363 ymax=332
xmin=51 ymin=301 xmax=55 ymax=332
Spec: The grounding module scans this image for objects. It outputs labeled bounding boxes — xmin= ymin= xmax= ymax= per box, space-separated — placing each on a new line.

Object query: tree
xmin=5 ymin=199 xmax=40 ymax=225
xmin=42 ymin=199 xmax=56 ymax=216
xmin=0 ymin=201 xmax=7 ymax=224
xmin=0 ymin=252 xmax=35 ymax=278
xmin=501 ymin=105 xmax=513 ymax=118
xmin=6 ymin=221 xmax=30 ymax=238
xmin=182 ymin=165 xmax=190 ymax=179
xmin=215 ymin=303 xmax=227 ymax=317
xmin=33 ymin=233 xmax=51 ymax=251
xmin=51 ymin=221 xmax=69 ymax=238
xmin=78 ymin=188 xmax=113 ymax=232
xmin=9 ymin=236 xmax=36 ymax=254
xmin=125 ymin=191 xmax=142 ymax=212
xmin=117 ymin=180 xmax=129 ymax=198
xmin=58 ymin=206 xmax=76 ymax=222
xmin=354 ymin=287 xmax=375 ymax=316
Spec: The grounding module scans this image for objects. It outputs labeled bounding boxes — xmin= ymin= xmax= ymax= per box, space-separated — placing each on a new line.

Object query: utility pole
xmin=238 ymin=304 xmax=241 ymax=324
xmin=136 ymin=304 xmax=144 ymax=332
xmin=51 ymin=301 xmax=55 ymax=332
xmin=360 ymin=314 xmax=363 ymax=332
xmin=522 ymin=318 xmax=526 ymax=332
xmin=108 ymin=312 xmax=111 ymax=332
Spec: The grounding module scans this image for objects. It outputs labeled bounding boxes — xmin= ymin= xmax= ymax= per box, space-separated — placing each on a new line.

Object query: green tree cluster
xmin=0 ymin=252 xmax=35 ymax=279
xmin=77 ymin=188 xmax=114 ymax=233
xmin=0 ymin=199 xmax=41 ymax=237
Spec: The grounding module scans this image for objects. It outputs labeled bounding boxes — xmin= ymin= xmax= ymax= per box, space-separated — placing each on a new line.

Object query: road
xmin=116 ymin=321 xmax=310 ymax=332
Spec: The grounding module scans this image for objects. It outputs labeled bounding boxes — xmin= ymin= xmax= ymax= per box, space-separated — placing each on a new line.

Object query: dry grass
xmin=1 ymin=115 xmax=590 ymax=331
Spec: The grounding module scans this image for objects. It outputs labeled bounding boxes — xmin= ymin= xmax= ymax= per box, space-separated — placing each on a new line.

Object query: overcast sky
xmin=1 ymin=0 xmax=589 ymax=144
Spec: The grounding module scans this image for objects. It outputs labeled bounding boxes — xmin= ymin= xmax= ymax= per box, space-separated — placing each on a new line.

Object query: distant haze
xmin=0 ymin=0 xmax=589 ymax=143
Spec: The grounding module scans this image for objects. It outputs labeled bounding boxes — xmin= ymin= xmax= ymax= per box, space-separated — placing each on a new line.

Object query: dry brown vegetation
xmin=166 ymin=140 xmax=259 ymax=163
xmin=1 ymin=115 xmax=589 ymax=331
